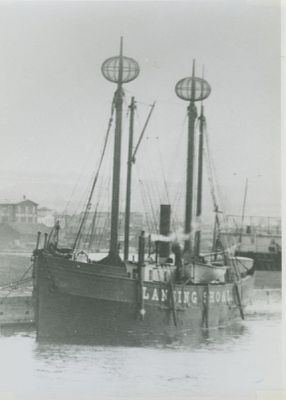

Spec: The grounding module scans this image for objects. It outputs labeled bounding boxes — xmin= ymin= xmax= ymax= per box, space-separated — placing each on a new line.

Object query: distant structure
xmin=0 ymin=196 xmax=38 ymax=224
xmin=60 ymin=211 xmax=146 ymax=250
xmin=37 ymin=207 xmax=55 ymax=227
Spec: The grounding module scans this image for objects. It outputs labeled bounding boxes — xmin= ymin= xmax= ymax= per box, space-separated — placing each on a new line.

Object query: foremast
xmin=109 ymin=39 xmax=124 ymax=257
xmin=101 ymin=38 xmax=139 ymax=263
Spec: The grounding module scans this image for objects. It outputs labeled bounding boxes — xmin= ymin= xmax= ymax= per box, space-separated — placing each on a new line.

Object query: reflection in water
xmin=0 ymin=308 xmax=282 ymax=400
xmin=33 ymin=321 xmax=247 ymax=355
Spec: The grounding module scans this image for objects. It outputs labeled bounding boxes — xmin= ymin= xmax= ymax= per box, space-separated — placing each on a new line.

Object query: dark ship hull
xmin=33 ymin=253 xmax=254 ymax=344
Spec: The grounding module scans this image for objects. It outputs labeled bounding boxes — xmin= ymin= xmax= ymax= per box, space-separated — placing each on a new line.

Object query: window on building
xmin=149 ymin=270 xmax=153 ymax=281
xmin=164 ymin=271 xmax=168 ymax=282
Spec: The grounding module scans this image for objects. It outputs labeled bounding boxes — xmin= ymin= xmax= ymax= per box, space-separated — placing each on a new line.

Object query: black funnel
xmin=159 ymin=204 xmax=171 ymax=259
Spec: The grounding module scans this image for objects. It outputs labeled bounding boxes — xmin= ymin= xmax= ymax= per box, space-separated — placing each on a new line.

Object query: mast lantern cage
xmin=102 ymin=56 xmax=140 ymax=84
xmin=175 ymin=77 xmax=211 ymax=101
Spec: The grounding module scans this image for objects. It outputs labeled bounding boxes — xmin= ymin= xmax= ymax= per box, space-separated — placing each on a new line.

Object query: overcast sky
xmin=0 ymin=0 xmax=281 ymax=218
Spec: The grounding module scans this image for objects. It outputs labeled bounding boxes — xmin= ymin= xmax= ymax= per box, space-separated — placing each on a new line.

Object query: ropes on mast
xmin=72 ymin=97 xmax=116 ymax=251
xmin=203 ymin=121 xmax=224 ymax=252
xmin=204 ymin=122 xmax=237 ymax=259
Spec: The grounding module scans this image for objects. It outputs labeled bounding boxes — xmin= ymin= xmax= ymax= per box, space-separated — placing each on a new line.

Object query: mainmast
xmin=175 ymin=61 xmax=211 ymax=259
xmin=194 ymin=102 xmax=205 ymax=257
xmin=101 ymin=38 xmax=139 ymax=262
xmin=124 ymin=96 xmax=136 ymax=261
xmin=184 ymin=60 xmax=197 ymax=254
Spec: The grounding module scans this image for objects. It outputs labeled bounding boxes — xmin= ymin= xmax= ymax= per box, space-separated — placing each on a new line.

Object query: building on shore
xmin=37 ymin=207 xmax=55 ymax=227
xmin=0 ymin=196 xmax=38 ymax=224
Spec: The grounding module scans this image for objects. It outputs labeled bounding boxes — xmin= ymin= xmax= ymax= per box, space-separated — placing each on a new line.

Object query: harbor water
xmin=0 ymin=301 xmax=282 ymax=400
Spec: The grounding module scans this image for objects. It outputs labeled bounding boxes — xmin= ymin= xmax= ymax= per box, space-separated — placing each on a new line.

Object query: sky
xmin=0 ymin=0 xmax=281 ymax=219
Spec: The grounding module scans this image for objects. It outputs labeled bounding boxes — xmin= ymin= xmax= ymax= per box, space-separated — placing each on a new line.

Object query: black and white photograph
xmin=0 ymin=1 xmax=283 ymax=399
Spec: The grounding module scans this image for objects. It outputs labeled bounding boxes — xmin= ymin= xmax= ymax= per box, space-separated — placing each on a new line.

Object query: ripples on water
xmin=0 ymin=305 xmax=282 ymax=400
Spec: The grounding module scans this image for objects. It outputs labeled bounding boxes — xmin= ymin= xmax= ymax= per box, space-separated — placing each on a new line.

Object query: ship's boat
xmin=32 ymin=38 xmax=255 ymax=345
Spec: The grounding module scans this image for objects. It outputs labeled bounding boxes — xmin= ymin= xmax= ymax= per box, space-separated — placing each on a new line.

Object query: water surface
xmin=0 ymin=305 xmax=282 ymax=400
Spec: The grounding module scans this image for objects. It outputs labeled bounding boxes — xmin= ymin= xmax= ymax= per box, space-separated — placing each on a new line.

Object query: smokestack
xmin=159 ymin=204 xmax=171 ymax=260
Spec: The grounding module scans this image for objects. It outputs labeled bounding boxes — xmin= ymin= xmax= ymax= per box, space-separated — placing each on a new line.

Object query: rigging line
xmin=204 ymin=123 xmax=220 ymax=213
xmin=83 ymin=171 xmax=112 ymax=251
xmin=63 ymin=171 xmax=92 ymax=219
xmin=97 ymin=210 xmax=110 ymax=251
xmin=139 ymin=179 xmax=153 ymax=234
xmin=95 ymin=177 xmax=112 ymax=251
xmin=136 ymin=100 xmax=156 ymax=107
xmin=85 ymin=173 xmax=109 ymax=245
xmin=88 ymin=175 xmax=111 ymax=252
xmin=167 ymin=112 xmax=188 ymax=184
xmin=132 ymin=102 xmax=156 ymax=161
xmin=73 ymin=96 xmax=115 ymax=252
xmin=87 ymin=187 xmax=105 ymax=252
xmin=203 ymin=124 xmax=234 ymax=255
xmin=156 ymin=137 xmax=171 ymax=203
xmin=145 ymin=184 xmax=159 ymax=234
xmin=2 ymin=264 xmax=33 ymax=299
xmin=135 ymin=169 xmax=156 ymax=235
xmin=133 ymin=167 xmax=152 ymax=235
xmin=171 ymin=194 xmax=183 ymax=237
xmin=0 ymin=277 xmax=32 ymax=291
xmin=169 ymin=111 xmax=191 ymax=210
xmin=171 ymin=183 xmax=184 ymax=236
xmin=64 ymin=167 xmax=99 ymax=237
xmin=204 ymin=121 xmax=225 ymax=211
xmin=62 ymin=110 xmax=115 ymax=217
xmin=67 ymin=170 xmax=101 ymax=248
xmin=143 ymin=159 xmax=163 ymax=211
xmin=124 ymin=88 xmax=156 ymax=107
xmin=203 ymin=124 xmax=221 ymax=224
xmin=141 ymin=141 xmax=165 ymax=208
xmin=134 ymin=158 xmax=159 ymax=232
xmin=155 ymin=136 xmax=180 ymax=237
xmin=136 ymin=174 xmax=152 ymax=229
xmin=140 ymin=171 xmax=160 ymax=233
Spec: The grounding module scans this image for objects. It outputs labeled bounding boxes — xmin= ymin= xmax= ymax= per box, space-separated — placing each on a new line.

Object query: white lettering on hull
xmin=143 ymin=286 xmax=149 ymax=300
xmin=191 ymin=291 xmax=198 ymax=304
xmin=161 ymin=289 xmax=167 ymax=301
xmin=142 ymin=286 xmax=234 ymax=306
xmin=152 ymin=288 xmax=159 ymax=301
